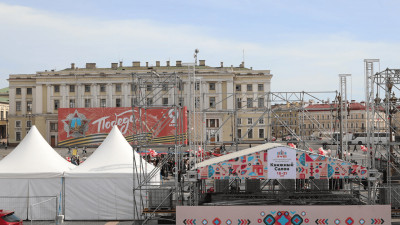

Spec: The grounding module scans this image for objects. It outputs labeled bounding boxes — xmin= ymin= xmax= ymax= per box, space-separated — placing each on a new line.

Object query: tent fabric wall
xmin=65 ymin=126 xmax=159 ymax=220
xmin=0 ymin=178 xmax=61 ymax=220
xmin=0 ymin=126 xmax=75 ymax=220
xmin=0 ymin=179 xmax=29 ymax=220
xmin=65 ymin=177 xmax=143 ymax=220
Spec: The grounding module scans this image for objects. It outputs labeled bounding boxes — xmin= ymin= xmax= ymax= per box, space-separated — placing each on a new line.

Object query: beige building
xmin=270 ymin=103 xmax=300 ymax=138
xmin=302 ymin=101 xmax=385 ymax=137
xmin=0 ymin=88 xmax=9 ymax=143
xmin=8 ymin=60 xmax=272 ymax=146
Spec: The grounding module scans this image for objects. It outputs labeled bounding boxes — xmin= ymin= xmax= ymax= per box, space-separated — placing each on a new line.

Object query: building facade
xmin=8 ymin=60 xmax=272 ymax=146
xmin=0 ymin=88 xmax=9 ymax=143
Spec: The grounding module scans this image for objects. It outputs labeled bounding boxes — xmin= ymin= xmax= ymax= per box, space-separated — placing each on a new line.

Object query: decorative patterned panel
xmin=197 ymin=146 xmax=367 ymax=180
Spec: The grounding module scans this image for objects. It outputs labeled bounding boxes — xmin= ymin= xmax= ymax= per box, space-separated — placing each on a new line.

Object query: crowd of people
xmin=67 ymin=146 xmax=88 ymax=165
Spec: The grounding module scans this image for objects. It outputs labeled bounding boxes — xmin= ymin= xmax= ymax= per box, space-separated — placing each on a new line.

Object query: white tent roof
xmin=0 ymin=125 xmax=75 ymax=178
xmin=195 ymin=143 xmax=283 ymax=169
xmin=65 ymin=126 xmax=155 ymax=177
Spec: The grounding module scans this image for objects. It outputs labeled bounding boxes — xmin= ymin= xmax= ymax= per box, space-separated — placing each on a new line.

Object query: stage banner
xmin=58 ymin=107 xmax=187 ymax=146
xmin=177 ymin=205 xmax=391 ymax=225
xmin=268 ymin=147 xmax=296 ymax=179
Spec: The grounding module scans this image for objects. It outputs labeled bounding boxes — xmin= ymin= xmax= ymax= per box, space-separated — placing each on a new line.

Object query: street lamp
xmin=388 ymin=92 xmax=397 ymax=163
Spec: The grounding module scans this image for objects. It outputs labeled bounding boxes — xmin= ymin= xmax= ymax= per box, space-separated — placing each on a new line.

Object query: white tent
xmin=0 ymin=126 xmax=75 ymax=220
xmin=65 ymin=126 xmax=160 ymax=220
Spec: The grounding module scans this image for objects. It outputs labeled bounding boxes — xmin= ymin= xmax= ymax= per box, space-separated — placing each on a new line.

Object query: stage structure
xmin=364 ymin=59 xmax=400 ymax=207
xmin=129 ymin=71 xmax=188 ymax=223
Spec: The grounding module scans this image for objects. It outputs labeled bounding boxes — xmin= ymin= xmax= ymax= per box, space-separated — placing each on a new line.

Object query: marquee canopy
xmin=196 ymin=143 xmax=367 ymax=180
xmin=0 ymin=125 xmax=75 ymax=178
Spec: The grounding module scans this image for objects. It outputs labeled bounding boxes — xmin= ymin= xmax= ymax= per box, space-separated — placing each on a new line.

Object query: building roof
xmin=306 ymin=102 xmax=366 ymax=111
xmin=0 ymin=87 xmax=9 ymax=94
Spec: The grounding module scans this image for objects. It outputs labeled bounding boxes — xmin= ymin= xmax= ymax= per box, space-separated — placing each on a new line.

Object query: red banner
xmin=58 ymin=107 xmax=187 ymax=146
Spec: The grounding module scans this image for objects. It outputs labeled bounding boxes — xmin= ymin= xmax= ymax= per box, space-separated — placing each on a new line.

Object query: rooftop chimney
xmin=199 ymin=60 xmax=205 ymax=66
xmin=111 ymin=63 xmax=118 ymax=69
xmin=132 ymin=61 xmax=140 ymax=67
xmin=119 ymin=61 xmax=123 ymax=67
xmin=156 ymin=61 xmax=160 ymax=67
xmin=146 ymin=62 xmax=149 ymax=67
xmin=220 ymin=62 xmax=224 ymax=68
xmin=71 ymin=63 xmax=75 ymax=69
xmin=86 ymin=63 xmax=96 ymax=69
xmin=166 ymin=61 xmax=170 ymax=67
xmin=176 ymin=60 xmax=182 ymax=67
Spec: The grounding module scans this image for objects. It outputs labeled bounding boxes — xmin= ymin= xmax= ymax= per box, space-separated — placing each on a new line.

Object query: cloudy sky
xmin=1 ymin=0 xmax=399 ymax=100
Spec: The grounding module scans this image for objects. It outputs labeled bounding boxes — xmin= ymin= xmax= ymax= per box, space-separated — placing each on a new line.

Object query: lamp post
xmin=389 ymin=92 xmax=397 ymax=163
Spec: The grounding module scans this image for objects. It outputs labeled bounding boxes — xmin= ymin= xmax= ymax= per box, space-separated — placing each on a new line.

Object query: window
xmin=236 ymin=98 xmax=242 ymax=109
xmin=248 ymin=129 xmax=253 ymax=138
xmin=54 ymin=100 xmax=59 ymax=110
xmin=162 ymin=84 xmax=168 ymax=91
xmin=69 ymin=85 xmax=75 ymax=92
xmin=195 ymin=97 xmax=200 ymax=108
xmin=258 ymin=98 xmax=264 ymax=108
xmin=27 ymin=120 xmax=32 ymax=128
xmin=0 ymin=111 xmax=3 ymax=120
xmin=238 ymin=129 xmax=242 ymax=138
xmin=209 ymin=83 xmax=216 ymax=90
xmin=27 ymin=101 xmax=32 ymax=112
xmin=131 ymin=98 xmax=138 ymax=106
xmin=100 ymin=99 xmax=106 ymax=107
xmin=69 ymin=99 xmax=75 ymax=108
xmin=116 ymin=98 xmax=121 ymax=107
xmin=115 ymin=84 xmax=122 ymax=92
xmin=178 ymin=82 xmax=184 ymax=91
xmin=178 ymin=97 xmax=184 ymax=107
xmin=16 ymin=88 xmax=21 ymax=95
xmin=16 ymin=121 xmax=21 ymax=128
xmin=50 ymin=122 xmax=58 ymax=132
xmin=162 ymin=98 xmax=168 ymax=106
xmin=207 ymin=119 xmax=219 ymax=128
xmin=248 ymin=118 xmax=253 ymax=125
xmin=16 ymin=132 xmax=21 ymax=141
xmin=259 ymin=118 xmax=264 ymax=124
xmin=147 ymin=98 xmax=153 ymax=106
xmin=258 ymin=84 xmax=264 ymax=92
xmin=100 ymin=84 xmax=106 ymax=92
xmin=85 ymin=85 xmax=91 ymax=92
xmin=146 ymin=84 xmax=152 ymax=91
xmin=195 ymin=82 xmax=200 ymax=91
xmin=247 ymin=98 xmax=253 ymax=108
xmin=209 ymin=97 xmax=216 ymax=108
xmin=236 ymin=84 xmax=241 ymax=91
xmin=131 ymin=83 xmax=137 ymax=92
xmin=85 ymin=99 xmax=91 ymax=108
xmin=237 ymin=118 xmax=242 ymax=125
xmin=27 ymin=88 xmax=32 ymax=95
xmin=259 ymin=129 xmax=265 ymax=138
xmin=54 ymin=85 xmax=60 ymax=93
xmin=247 ymin=84 xmax=253 ymax=91
xmin=16 ymin=101 xmax=21 ymax=111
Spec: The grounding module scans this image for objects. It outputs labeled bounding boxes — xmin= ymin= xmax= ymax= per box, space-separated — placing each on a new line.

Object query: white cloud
xmin=1 ymin=3 xmax=399 ymax=102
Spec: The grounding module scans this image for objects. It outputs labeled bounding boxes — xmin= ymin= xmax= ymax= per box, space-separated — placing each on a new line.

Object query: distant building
xmin=0 ymin=88 xmax=9 ymax=143
xmin=8 ymin=60 xmax=272 ymax=146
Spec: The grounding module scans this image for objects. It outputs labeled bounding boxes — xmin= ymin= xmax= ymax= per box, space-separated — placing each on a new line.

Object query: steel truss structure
xmin=364 ymin=60 xmax=400 ymax=207
xmin=132 ymin=60 xmax=400 ymax=222
xmin=130 ymin=71 xmax=186 ymax=223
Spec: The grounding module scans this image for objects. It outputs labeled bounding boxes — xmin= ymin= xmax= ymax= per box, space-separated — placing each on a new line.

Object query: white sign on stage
xmin=268 ymin=147 xmax=296 ymax=179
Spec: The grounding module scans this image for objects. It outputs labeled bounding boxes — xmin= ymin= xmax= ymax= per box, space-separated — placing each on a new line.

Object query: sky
xmin=1 ymin=0 xmax=400 ymax=101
